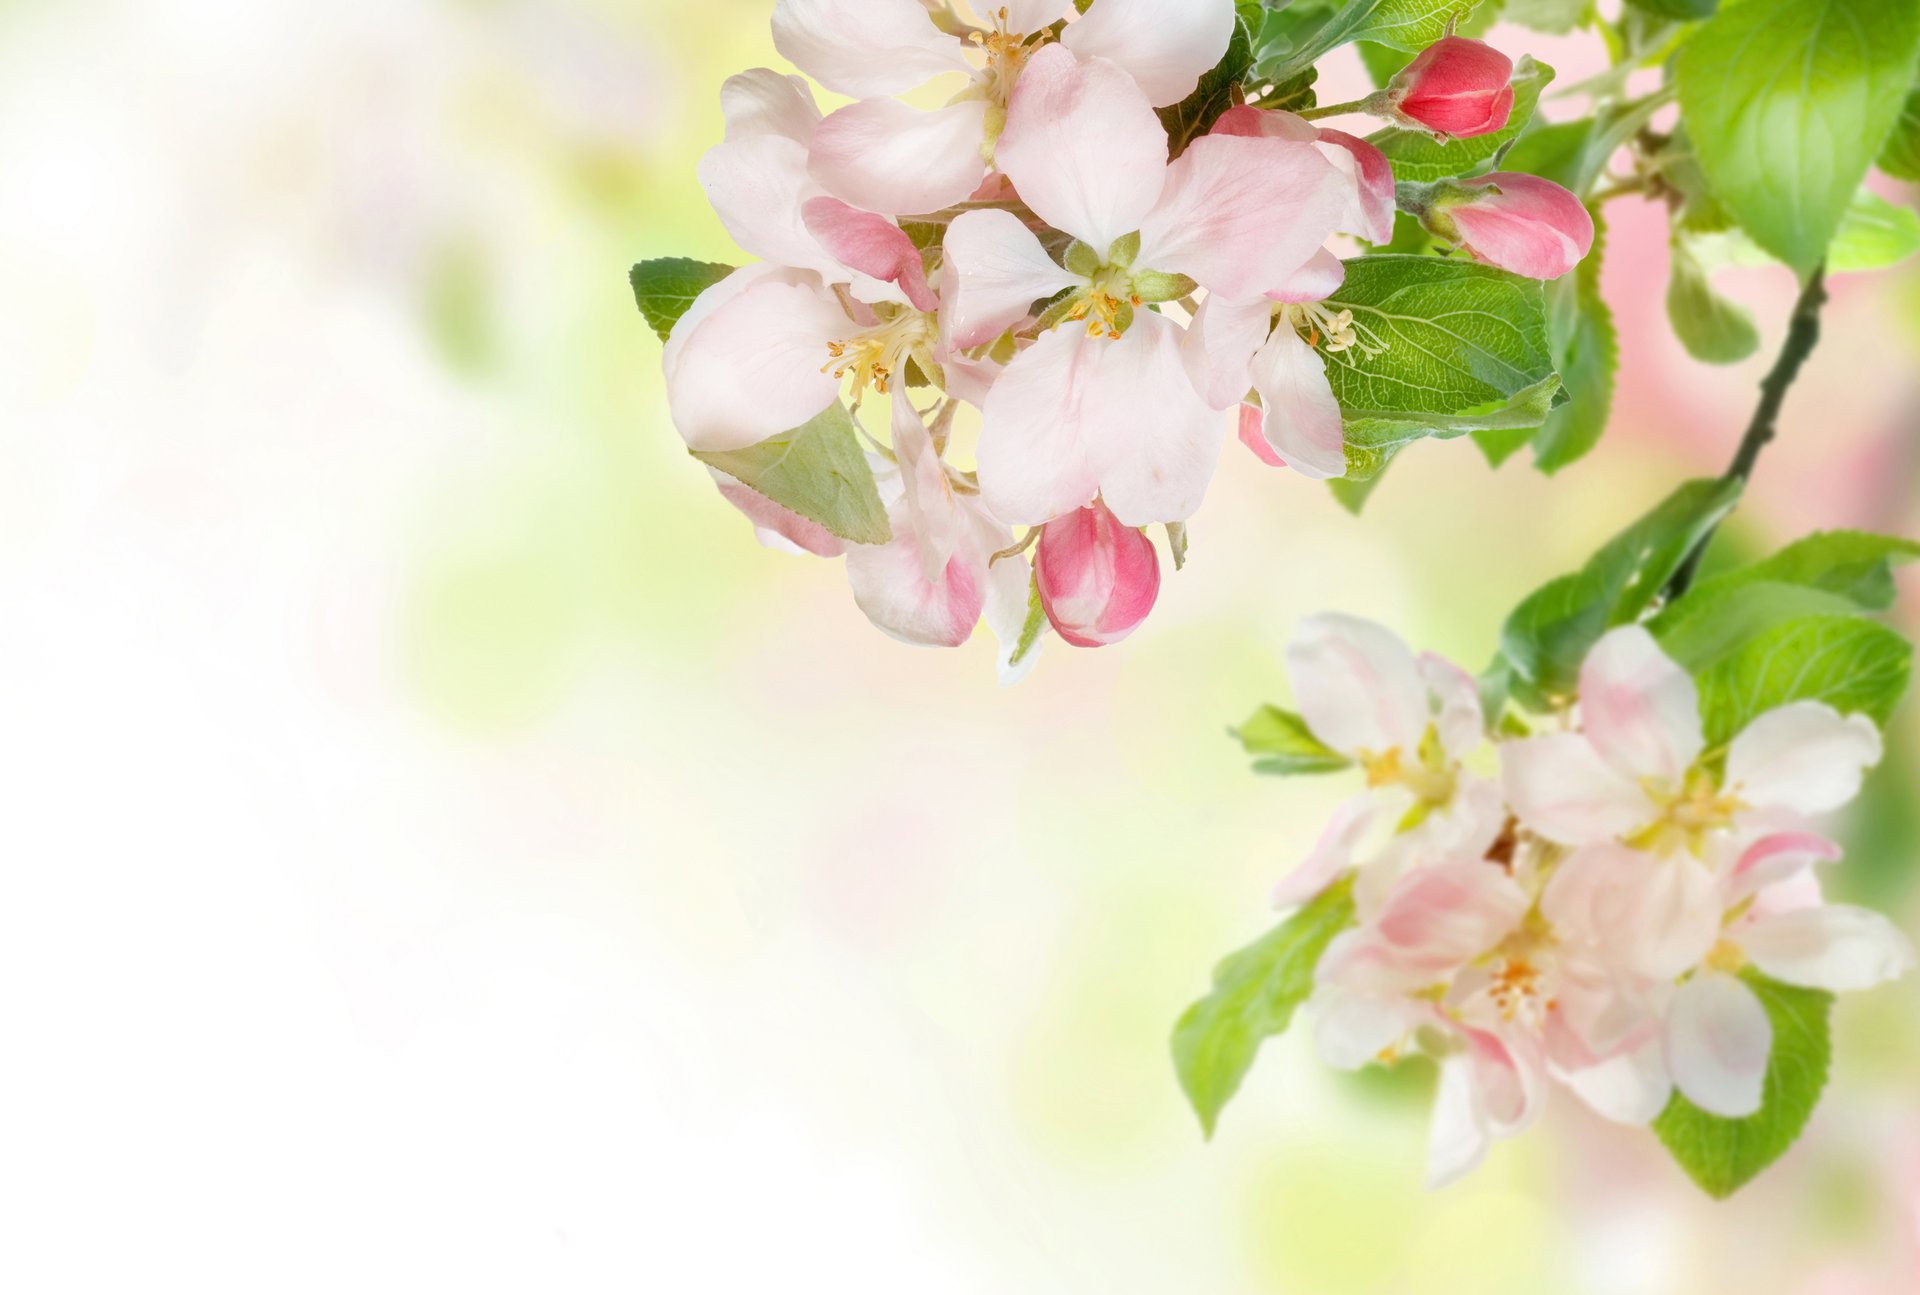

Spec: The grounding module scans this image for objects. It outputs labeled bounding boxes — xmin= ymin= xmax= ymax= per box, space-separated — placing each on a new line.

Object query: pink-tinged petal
xmin=663 ymin=273 xmax=846 ymax=452
xmin=1387 ymin=37 xmax=1515 ymax=138
xmin=941 ymin=209 xmax=1080 ymax=349
xmin=1441 ymin=173 xmax=1594 ymax=280
xmin=1463 ymin=1024 xmax=1544 ymax=1133
xmin=1421 ymin=652 xmax=1486 ymax=761
xmin=1033 ymin=498 xmax=1161 ymax=647
xmin=802 ymin=197 xmax=939 ymax=313
xmin=845 ymin=468 xmax=984 ymax=648
xmin=719 ymin=68 xmax=821 ymax=145
xmin=1246 ymin=325 xmax=1346 ymax=479
xmin=1729 ymin=830 xmax=1843 ymax=903
xmin=1179 ymin=293 xmax=1272 ymax=411
xmin=1061 ymin=0 xmax=1237 ymax=107
xmin=1083 ymin=311 xmax=1225 ymax=526
xmin=1136 ymin=135 xmax=1345 ymax=300
xmin=891 ymin=390 xmax=961 ymax=581
xmin=1273 ymin=796 xmax=1379 ymax=909
xmin=976 ymin=328 xmax=1104 ymax=525
xmin=936 ymin=342 xmax=1005 ymax=409
xmin=1312 ymin=983 xmax=1422 ymax=1069
xmin=1426 ymin=1054 xmax=1491 ymax=1188
xmin=1579 ymin=624 xmax=1705 ymax=787
xmin=697 ymin=135 xmax=833 ymax=273
xmin=1542 ymin=844 xmax=1720 ymax=981
xmin=1314 ymin=129 xmax=1396 ymax=244
xmin=1740 ymin=905 xmax=1917 ymax=992
xmin=1237 ymin=403 xmax=1285 ymax=466
xmin=709 ymin=468 xmax=846 ymax=557
xmin=1004 ymin=0 xmax=1074 ymax=32
xmin=1208 ymin=105 xmax=1319 ymax=142
xmin=770 ymin=0 xmax=969 ymax=98
xmin=1667 ymin=971 xmax=1772 ymax=1119
xmin=809 ymin=97 xmax=990 ymax=218
xmin=1287 ymin=612 xmax=1429 ymax=758
xmin=1725 ymin=701 xmax=1883 ymax=814
xmin=1373 ymin=860 xmax=1528 ymax=975
xmin=1501 ymin=733 xmax=1657 ymax=845
xmin=1563 ymin=1041 xmax=1672 ymax=1126
xmin=995 ymin=46 xmax=1169 ymax=250
xmin=1266 ymin=248 xmax=1345 ymax=304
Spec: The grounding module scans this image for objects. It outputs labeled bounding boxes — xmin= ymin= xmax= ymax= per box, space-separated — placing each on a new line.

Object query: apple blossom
xmin=1378 ymin=36 xmax=1516 ymax=138
xmin=1404 ymin=172 xmax=1596 ymax=280
xmin=1032 ymin=498 xmax=1161 ymax=647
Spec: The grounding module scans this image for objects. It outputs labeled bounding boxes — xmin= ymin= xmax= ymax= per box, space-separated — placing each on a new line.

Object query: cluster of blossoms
xmin=1276 ymin=614 xmax=1914 ymax=1187
xmin=663 ymin=1 xmax=1593 ymax=675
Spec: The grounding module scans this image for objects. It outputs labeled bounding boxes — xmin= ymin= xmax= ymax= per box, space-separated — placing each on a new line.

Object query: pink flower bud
xmin=1034 ymin=500 xmax=1161 ymax=648
xmin=1429 ymin=173 xmax=1595 ymax=280
xmin=1385 ymin=37 xmax=1514 ymax=138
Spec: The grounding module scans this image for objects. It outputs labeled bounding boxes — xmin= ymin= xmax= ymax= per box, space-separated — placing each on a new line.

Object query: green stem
xmin=1295 ymin=97 xmax=1375 ymax=121
xmin=1663 ymin=266 xmax=1830 ymax=601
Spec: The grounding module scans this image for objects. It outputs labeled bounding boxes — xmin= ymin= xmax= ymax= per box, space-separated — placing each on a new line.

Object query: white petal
xmin=1741 ymin=905 xmax=1917 ymax=992
xmin=1286 ymin=613 xmax=1428 ymax=758
xmin=809 ymin=98 xmax=990 ymax=217
xmin=1312 ymin=983 xmax=1422 ymax=1070
xmin=663 ymin=273 xmax=846 ymax=451
xmin=941 ymin=209 xmax=1080 ymax=350
xmin=1667 ymin=972 xmax=1772 ymax=1119
xmin=1372 ymin=860 xmax=1528 ymax=976
xmin=975 ymin=329 xmax=1104 ymax=526
xmin=771 ymin=0 xmax=969 ymax=98
xmin=696 ymin=135 xmax=834 ymax=273
xmin=995 ymin=46 xmax=1168 ymax=250
xmin=1061 ymin=0 xmax=1237 ymax=107
xmin=719 ymin=68 xmax=821 ymax=145
xmin=968 ymin=497 xmax=1043 ymax=686
xmin=1542 ymin=844 xmax=1720 ymax=981
xmin=891 ymin=390 xmax=962 ymax=582
xmin=1004 ymin=0 xmax=1074 ymax=31
xmin=1725 ymin=701 xmax=1883 ymax=814
xmin=1578 ymin=624 xmax=1704 ymax=787
xmin=1246 ymin=325 xmax=1346 ymax=480
xmin=1136 ymin=135 xmax=1344 ymax=300
xmin=1179 ymin=294 xmax=1272 ymax=411
xmin=1500 ymin=733 xmax=1658 ymax=846
xmin=1425 ymin=1055 xmax=1490 ymax=1189
xmin=1083 ymin=311 xmax=1225 ymax=526
xmin=1266 ymin=247 xmax=1345 ymax=304
xmin=1563 ymin=1042 xmax=1673 ymax=1126
xmin=1272 ymin=796 xmax=1378 ymax=909
xmin=1420 ymin=652 xmax=1486 ymax=762
xmin=1726 ymin=829 xmax=1843 ymax=904
xmin=844 ymin=469 xmax=985 ymax=648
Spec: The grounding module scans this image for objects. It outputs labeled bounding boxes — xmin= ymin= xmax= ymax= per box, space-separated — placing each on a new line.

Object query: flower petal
xmin=1667 ymin=971 xmax=1771 ymax=1119
xmin=1727 ymin=829 xmax=1842 ymax=903
xmin=719 ymin=68 xmax=821 ymax=145
xmin=663 ymin=272 xmax=845 ymax=451
xmin=1272 ymin=796 xmax=1379 ymax=909
xmin=1542 ymin=843 xmax=1720 ymax=981
xmin=971 ymin=500 xmax=1044 ymax=686
xmin=802 ymin=198 xmax=938 ymax=312
xmin=845 ymin=467 xmax=984 ymax=647
xmin=1426 ymin=1053 xmax=1491 ymax=1188
xmin=891 ymin=389 xmax=962 ymax=581
xmin=1004 ymin=0 xmax=1074 ymax=32
xmin=1287 ymin=612 xmax=1429 ymax=757
xmin=1725 ymin=701 xmax=1883 ymax=814
xmin=1085 ymin=311 xmax=1225 ymax=526
xmin=975 ymin=330 xmax=1101 ymax=525
xmin=1246 ymin=324 xmax=1346 ymax=479
xmin=1208 ymin=105 xmax=1319 ymax=142
xmin=1179 ymin=293 xmax=1272 ymax=411
xmin=1236 ymin=403 xmax=1284 ymax=466
xmin=1579 ymin=624 xmax=1704 ymax=787
xmin=1501 ymin=733 xmax=1658 ymax=845
xmin=995 ymin=46 xmax=1168 ymax=251
xmin=1372 ymin=860 xmax=1528 ymax=977
xmin=1421 ymin=652 xmax=1486 ymax=762
xmin=697 ymin=134 xmax=834 ymax=273
xmin=1312 ymin=983 xmax=1422 ymax=1070
xmin=771 ymin=0 xmax=969 ymax=98
xmin=809 ymin=97 xmax=990 ymax=218
xmin=1313 ymin=128 xmax=1395 ymax=245
xmin=1265 ymin=248 xmax=1345 ymax=304
xmin=1563 ymin=1041 xmax=1672 ymax=1126
xmin=941 ymin=209 xmax=1080 ymax=349
xmin=1060 ymin=0 xmax=1238 ymax=107
xmin=1740 ymin=905 xmax=1917 ymax=992
xmin=1136 ymin=135 xmax=1345 ymax=300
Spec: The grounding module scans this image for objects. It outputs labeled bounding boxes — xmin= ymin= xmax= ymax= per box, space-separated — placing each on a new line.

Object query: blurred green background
xmin=2 ymin=1 xmax=1917 ymax=1290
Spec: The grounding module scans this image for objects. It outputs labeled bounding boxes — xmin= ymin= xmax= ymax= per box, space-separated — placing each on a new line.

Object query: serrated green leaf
xmin=1368 ymin=58 xmax=1555 ymax=185
xmin=630 ymin=257 xmax=735 ymax=343
xmin=1653 ymin=971 xmax=1831 ymax=1199
xmin=1676 ymin=0 xmax=1920 ymax=274
xmin=1173 ymin=879 xmax=1357 ymax=1137
xmin=691 ymin=403 xmax=892 ymax=546
xmin=1533 ymin=207 xmax=1615 ymax=473
xmin=1500 ymin=478 xmax=1743 ymax=703
xmin=1667 ymin=239 xmax=1761 ymax=365
xmin=1341 ymin=374 xmax=1563 ymax=483
xmin=1264 ymin=0 xmax=1482 ymax=80
xmin=1161 ymin=16 xmax=1255 ymax=156
xmin=1235 ymin=705 xmax=1353 ymax=774
xmin=1654 ymin=581 xmax=1866 ymax=672
xmin=1880 ymin=88 xmax=1920 ymax=180
xmin=1697 ymin=614 xmax=1912 ymax=745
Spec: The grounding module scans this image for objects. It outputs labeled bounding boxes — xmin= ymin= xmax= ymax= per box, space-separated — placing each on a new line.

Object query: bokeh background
xmin=4 ymin=1 xmax=1918 ymax=1290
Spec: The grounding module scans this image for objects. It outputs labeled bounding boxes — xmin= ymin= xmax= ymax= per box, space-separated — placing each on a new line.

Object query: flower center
xmin=1063 ymin=286 xmax=1140 ymax=340
xmin=823 ymin=310 xmax=934 ymax=403
xmin=1628 ymin=767 xmax=1744 ymax=857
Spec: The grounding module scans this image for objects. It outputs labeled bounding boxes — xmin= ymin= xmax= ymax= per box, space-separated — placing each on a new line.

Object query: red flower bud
xmin=1034 ymin=499 xmax=1161 ymax=648
xmin=1386 ymin=37 xmax=1514 ymax=138
xmin=1426 ymin=173 xmax=1595 ymax=280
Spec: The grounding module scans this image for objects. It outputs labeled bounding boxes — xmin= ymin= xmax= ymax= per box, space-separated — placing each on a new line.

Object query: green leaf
xmin=1259 ymin=66 xmax=1320 ymax=113
xmin=1532 ymin=207 xmax=1616 ymax=473
xmin=1161 ymin=16 xmax=1255 ymax=156
xmin=1505 ymin=0 xmax=1594 ymax=34
xmin=1654 ymin=581 xmax=1866 ymax=673
xmin=1500 ymin=478 xmax=1742 ymax=703
xmin=1688 ymin=187 xmax=1920 ymax=275
xmin=1265 ymin=0 xmax=1482 ymax=79
xmin=1368 ymin=58 xmax=1556 ymax=184
xmin=1676 ymin=0 xmax=1920 ymax=274
xmin=1625 ymin=0 xmax=1715 ymax=19
xmin=1172 ymin=879 xmax=1357 ymax=1137
xmin=1341 ymin=374 xmax=1563 ymax=483
xmin=1499 ymin=118 xmax=1600 ymax=192
xmin=1009 ymin=573 xmax=1047 ymax=670
xmin=1696 ymin=614 xmax=1912 ymax=745
xmin=1653 ymin=970 xmax=1831 ymax=1199
xmin=1472 ymin=422 xmax=1539 ymax=468
xmin=630 ymin=257 xmax=734 ymax=343
xmin=1234 ymin=705 xmax=1353 ymax=774
xmin=1661 ymin=530 xmax=1920 ymax=642
xmin=1667 ymin=239 xmax=1761 ymax=365
xmin=691 ymin=403 xmax=892 ymax=546
xmin=1879 ymin=88 xmax=1920 ymax=180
